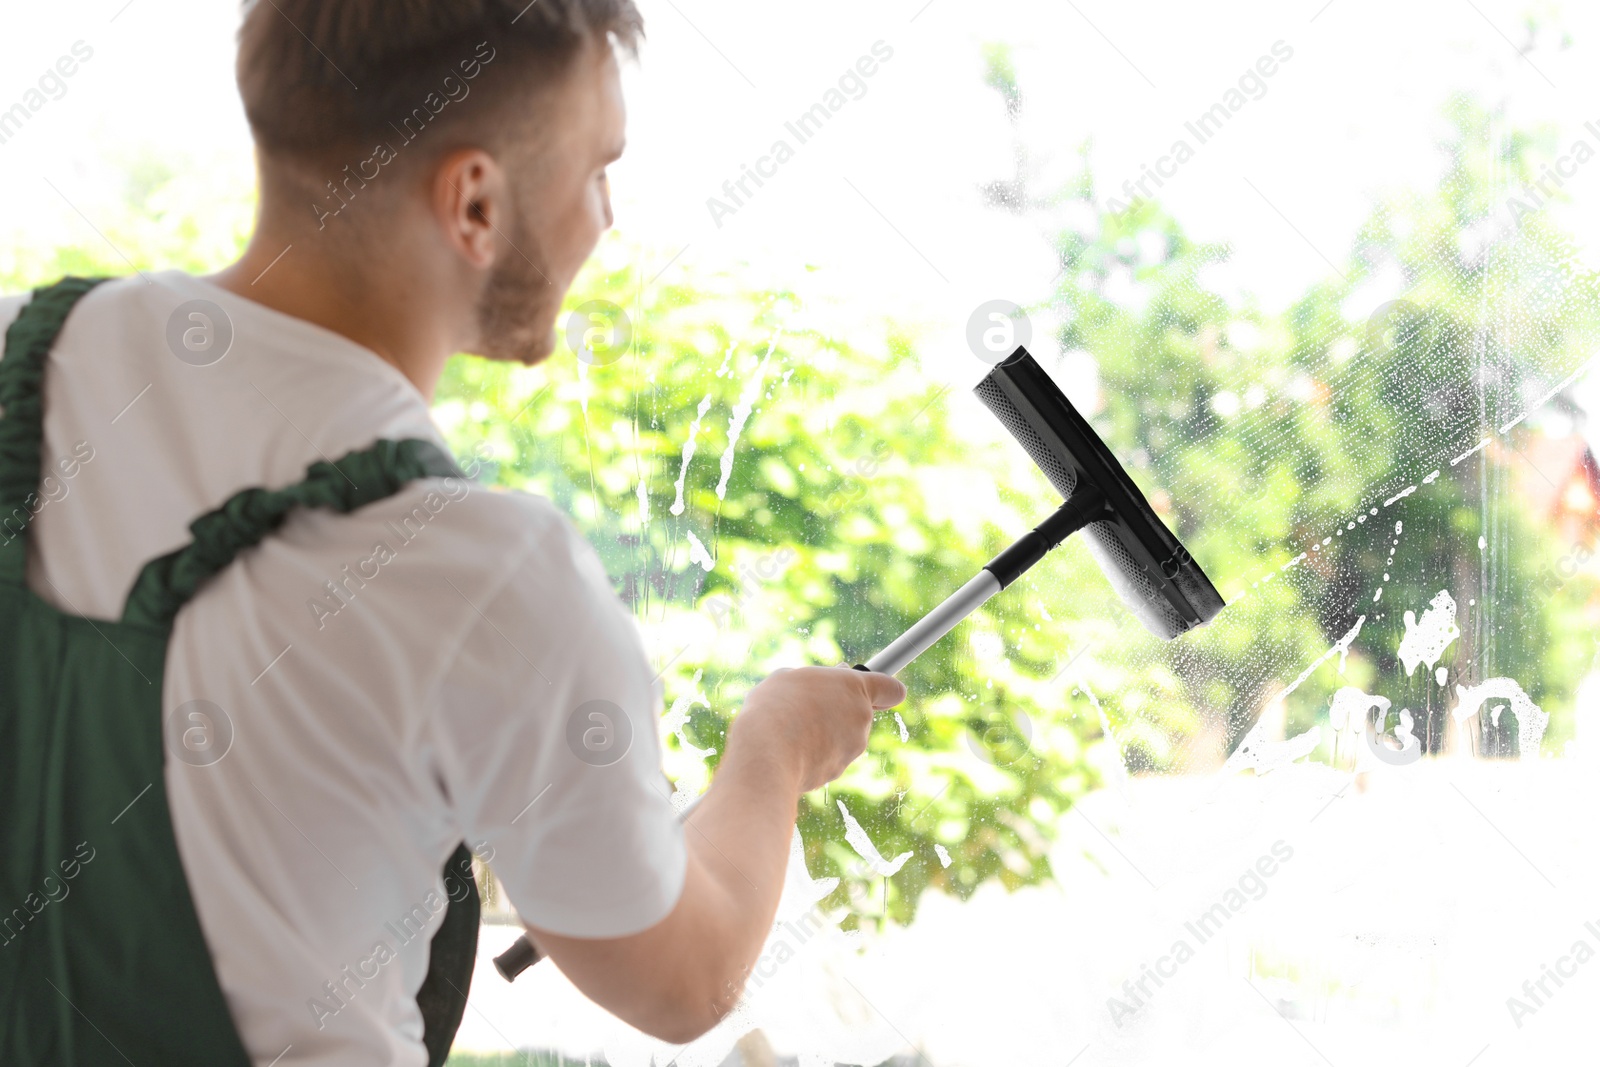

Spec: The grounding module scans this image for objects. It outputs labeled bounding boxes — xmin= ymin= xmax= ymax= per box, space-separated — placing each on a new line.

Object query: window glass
xmin=5 ymin=2 xmax=1598 ymax=1064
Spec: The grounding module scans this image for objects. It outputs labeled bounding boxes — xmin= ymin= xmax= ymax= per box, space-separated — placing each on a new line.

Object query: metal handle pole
xmin=862 ymin=572 xmax=1002 ymax=676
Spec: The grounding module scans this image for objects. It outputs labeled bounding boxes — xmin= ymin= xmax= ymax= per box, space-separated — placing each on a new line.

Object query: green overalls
xmin=1 ymin=277 xmax=481 ymax=1066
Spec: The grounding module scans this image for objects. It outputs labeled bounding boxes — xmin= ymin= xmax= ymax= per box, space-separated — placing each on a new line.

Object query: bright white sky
xmin=1 ymin=0 xmax=1597 ymax=389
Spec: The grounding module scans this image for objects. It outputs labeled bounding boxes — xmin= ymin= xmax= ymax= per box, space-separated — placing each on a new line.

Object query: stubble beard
xmin=474 ymin=208 xmax=561 ymax=367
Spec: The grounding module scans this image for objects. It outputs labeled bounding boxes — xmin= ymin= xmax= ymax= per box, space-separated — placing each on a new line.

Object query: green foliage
xmin=0 ymin=149 xmax=252 ymax=288
xmin=1040 ymin=92 xmax=1600 ymax=764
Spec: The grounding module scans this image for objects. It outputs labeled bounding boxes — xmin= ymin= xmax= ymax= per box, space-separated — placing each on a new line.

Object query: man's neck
xmin=208 ymin=232 xmax=456 ymax=402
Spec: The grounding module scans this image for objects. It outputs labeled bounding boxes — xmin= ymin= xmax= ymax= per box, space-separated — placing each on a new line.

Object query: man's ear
xmin=432 ymin=148 xmax=506 ymax=271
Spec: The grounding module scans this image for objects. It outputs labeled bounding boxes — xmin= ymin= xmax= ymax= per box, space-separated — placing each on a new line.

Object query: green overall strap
xmin=0 ymin=275 xmax=106 ymax=582
xmin=118 ymin=435 xmax=485 ymax=1067
xmin=121 ymin=436 xmax=464 ymax=628
xmin=0 ymin=276 xmax=480 ymax=1067
xmin=1 ymin=275 xmax=251 ymax=1066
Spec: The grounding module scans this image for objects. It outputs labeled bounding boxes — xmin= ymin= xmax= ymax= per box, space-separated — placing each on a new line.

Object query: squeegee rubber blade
xmin=972 ymin=346 xmax=1226 ymax=638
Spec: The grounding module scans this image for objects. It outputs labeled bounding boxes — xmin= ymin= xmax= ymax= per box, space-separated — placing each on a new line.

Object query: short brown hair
xmin=237 ymin=0 xmax=643 ymax=163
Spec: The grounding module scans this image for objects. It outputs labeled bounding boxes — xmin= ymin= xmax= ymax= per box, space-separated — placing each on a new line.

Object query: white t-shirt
xmin=5 ymin=271 xmax=686 ymax=1066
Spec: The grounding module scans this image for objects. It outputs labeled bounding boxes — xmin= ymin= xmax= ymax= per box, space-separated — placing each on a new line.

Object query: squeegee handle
xmin=862 ymin=484 xmax=1106 ymax=677
xmin=493 ymin=936 xmax=540 ymax=981
xmin=986 ymin=483 xmax=1106 ymax=589
xmin=861 ymin=572 xmax=1002 ymax=675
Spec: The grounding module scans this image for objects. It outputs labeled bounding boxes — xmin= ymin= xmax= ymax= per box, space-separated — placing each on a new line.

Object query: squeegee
xmin=494 ymin=344 xmax=1224 ymax=981
xmin=867 ymin=344 xmax=1225 ymax=672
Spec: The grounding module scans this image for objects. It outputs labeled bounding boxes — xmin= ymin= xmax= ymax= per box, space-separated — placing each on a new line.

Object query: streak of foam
xmin=1385 ymin=484 xmax=1418 ymax=506
xmin=1241 ymin=463 xmax=1424 ymax=602
xmin=1398 ymin=590 xmax=1460 ymax=677
xmin=1499 ymin=355 xmax=1597 ymax=434
xmin=687 ymin=530 xmax=715 ymax=571
xmin=1223 ymin=616 xmax=1366 ymax=776
xmin=1326 ymin=686 xmax=1391 ymax=770
xmin=1328 ymin=685 xmax=1390 ymax=734
xmin=1331 ymin=616 xmax=1364 ymax=673
xmin=1451 ymin=677 xmax=1549 ymax=756
xmin=1223 ymin=723 xmax=1322 ymax=776
xmin=1294 ymin=615 xmax=1367 ymax=687
xmin=894 ymin=712 xmax=908 ymax=742
xmin=1241 ymin=478 xmax=1413 ymax=594
xmin=1451 ymin=437 xmax=1491 ymax=466
xmin=670 ymin=393 xmax=714 ymax=516
xmin=837 ymin=798 xmax=912 ymax=877
xmin=636 ymin=473 xmax=650 ymax=527
xmin=934 ymin=844 xmax=952 ymax=868
xmin=663 ymin=670 xmax=715 ymax=812
xmin=1372 ymin=521 xmax=1404 ymax=603
xmin=1077 ymin=680 xmax=1129 ymax=795
xmin=663 ymin=669 xmax=716 ymax=761
xmin=716 ymin=330 xmax=783 ymax=500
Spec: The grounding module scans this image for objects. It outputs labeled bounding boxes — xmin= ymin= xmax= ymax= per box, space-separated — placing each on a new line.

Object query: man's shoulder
xmin=410 ymin=479 xmax=568 ymax=539
xmin=378 ymin=479 xmax=603 ymax=586
xmin=0 ymin=273 xmax=195 ymax=341
xmin=359 ymin=480 xmax=642 ymax=688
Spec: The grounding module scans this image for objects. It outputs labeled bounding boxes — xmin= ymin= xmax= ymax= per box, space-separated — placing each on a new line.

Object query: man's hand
xmin=526 ymin=664 xmax=907 ymax=1043
xmin=728 ymin=666 xmax=907 ymax=794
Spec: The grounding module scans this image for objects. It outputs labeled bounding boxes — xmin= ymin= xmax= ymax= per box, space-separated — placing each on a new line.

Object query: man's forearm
xmin=679 ymin=731 xmax=808 ymax=1010
xmin=526 ymin=666 xmax=893 ymax=1044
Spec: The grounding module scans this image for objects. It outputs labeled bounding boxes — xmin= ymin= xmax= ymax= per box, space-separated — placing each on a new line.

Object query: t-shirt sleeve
xmin=428 ymin=507 xmax=687 ymax=938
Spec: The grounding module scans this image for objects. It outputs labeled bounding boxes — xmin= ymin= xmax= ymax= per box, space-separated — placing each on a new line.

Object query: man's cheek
xmin=577 ymin=211 xmax=608 ymax=273
xmin=552 ymin=233 xmax=595 ymax=297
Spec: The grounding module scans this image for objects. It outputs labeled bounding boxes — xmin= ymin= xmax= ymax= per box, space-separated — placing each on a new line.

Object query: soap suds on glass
xmin=837 ymin=798 xmax=912 ymax=877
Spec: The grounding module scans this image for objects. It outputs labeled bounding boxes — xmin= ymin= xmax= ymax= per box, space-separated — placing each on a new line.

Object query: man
xmin=0 ymin=1 xmax=905 ymax=1063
